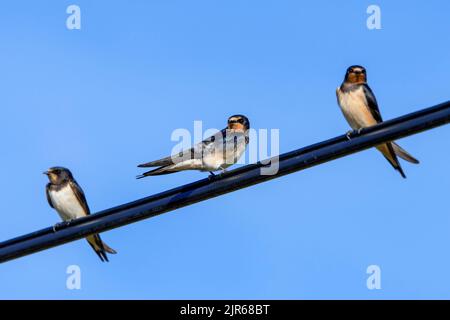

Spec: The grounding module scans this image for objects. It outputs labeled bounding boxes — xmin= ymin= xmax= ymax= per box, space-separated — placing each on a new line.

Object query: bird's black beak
xmin=43 ymin=171 xmax=49 ymax=175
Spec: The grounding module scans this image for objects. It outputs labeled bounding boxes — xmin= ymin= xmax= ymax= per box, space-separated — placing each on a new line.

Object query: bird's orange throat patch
xmin=346 ymin=73 xmax=366 ymax=84
xmin=228 ymin=123 xmax=246 ymax=131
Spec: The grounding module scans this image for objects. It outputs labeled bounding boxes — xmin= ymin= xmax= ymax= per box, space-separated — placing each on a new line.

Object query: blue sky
xmin=0 ymin=0 xmax=449 ymax=299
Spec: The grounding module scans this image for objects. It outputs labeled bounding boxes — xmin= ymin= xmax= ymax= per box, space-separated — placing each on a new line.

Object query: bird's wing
xmin=363 ymin=84 xmax=383 ymax=123
xmin=69 ymin=180 xmax=91 ymax=215
xmin=200 ymin=128 xmax=226 ymax=154
xmin=45 ymin=184 xmax=54 ymax=209
xmin=138 ymin=129 xmax=226 ymax=168
xmin=363 ymin=85 xmax=405 ymax=177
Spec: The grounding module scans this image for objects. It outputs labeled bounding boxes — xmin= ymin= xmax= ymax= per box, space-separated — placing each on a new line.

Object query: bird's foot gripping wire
xmin=346 ymin=128 xmax=364 ymax=140
xmin=346 ymin=130 xmax=354 ymax=140
xmin=208 ymin=168 xmax=227 ymax=180
xmin=52 ymin=220 xmax=73 ymax=232
xmin=208 ymin=171 xmax=217 ymax=180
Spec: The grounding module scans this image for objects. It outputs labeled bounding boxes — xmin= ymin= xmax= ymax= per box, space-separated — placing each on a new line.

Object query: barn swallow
xmin=336 ymin=65 xmax=419 ymax=178
xmin=44 ymin=167 xmax=117 ymax=262
xmin=137 ymin=115 xmax=250 ymax=178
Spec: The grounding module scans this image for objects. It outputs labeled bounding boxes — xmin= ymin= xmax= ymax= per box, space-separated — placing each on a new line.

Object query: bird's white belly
xmin=50 ymin=186 xmax=86 ymax=221
xmin=223 ymin=139 xmax=246 ymax=168
xmin=201 ymin=153 xmax=226 ymax=171
xmin=338 ymin=88 xmax=376 ymax=130
xmin=202 ymin=136 xmax=247 ymax=171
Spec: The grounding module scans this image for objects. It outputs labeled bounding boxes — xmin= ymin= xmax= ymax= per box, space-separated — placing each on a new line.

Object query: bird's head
xmin=43 ymin=167 xmax=73 ymax=185
xmin=227 ymin=115 xmax=250 ymax=132
xmin=345 ymin=65 xmax=367 ymax=84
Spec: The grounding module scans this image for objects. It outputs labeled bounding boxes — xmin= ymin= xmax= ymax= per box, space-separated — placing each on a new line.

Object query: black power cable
xmin=0 ymin=101 xmax=449 ymax=263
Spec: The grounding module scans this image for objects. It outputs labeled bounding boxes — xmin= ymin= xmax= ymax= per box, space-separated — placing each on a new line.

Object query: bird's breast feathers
xmin=337 ymin=86 xmax=378 ymax=130
xmin=201 ymin=133 xmax=247 ymax=170
xmin=49 ymin=184 xmax=86 ymax=221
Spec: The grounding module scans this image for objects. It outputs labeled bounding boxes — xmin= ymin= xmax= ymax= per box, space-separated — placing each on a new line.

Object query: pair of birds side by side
xmin=44 ymin=65 xmax=419 ymax=262
xmin=44 ymin=115 xmax=251 ymax=262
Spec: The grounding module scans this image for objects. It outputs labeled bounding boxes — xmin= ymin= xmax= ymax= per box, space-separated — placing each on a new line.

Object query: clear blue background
xmin=0 ymin=0 xmax=449 ymax=299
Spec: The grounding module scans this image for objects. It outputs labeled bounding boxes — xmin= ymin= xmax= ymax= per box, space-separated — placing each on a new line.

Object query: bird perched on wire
xmin=336 ymin=65 xmax=419 ymax=178
xmin=44 ymin=167 xmax=117 ymax=262
xmin=137 ymin=115 xmax=250 ymax=178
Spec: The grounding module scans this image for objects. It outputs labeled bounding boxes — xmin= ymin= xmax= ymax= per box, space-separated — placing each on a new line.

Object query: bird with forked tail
xmin=336 ymin=65 xmax=419 ymax=178
xmin=137 ymin=115 xmax=250 ymax=179
xmin=44 ymin=167 xmax=117 ymax=262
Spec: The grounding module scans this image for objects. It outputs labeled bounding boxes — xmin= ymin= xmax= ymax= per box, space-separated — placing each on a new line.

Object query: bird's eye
xmin=238 ymin=119 xmax=244 ymax=124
